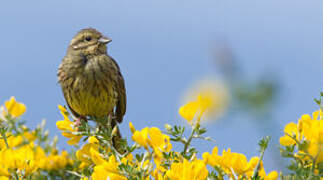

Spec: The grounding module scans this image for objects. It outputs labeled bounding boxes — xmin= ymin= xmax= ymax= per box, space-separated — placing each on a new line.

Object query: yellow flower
xmin=280 ymin=110 xmax=323 ymax=164
xmin=0 ymin=133 xmax=23 ymax=149
xmin=148 ymin=127 xmax=172 ymax=152
xmin=38 ymin=150 xmax=73 ymax=171
xmin=179 ymin=94 xmax=213 ymax=125
xmin=203 ymin=146 xmax=277 ymax=179
xmin=202 ymin=146 xmax=221 ymax=166
xmin=76 ymin=138 xmax=100 ymax=169
xmin=129 ymin=122 xmax=136 ymax=134
xmin=56 ymin=105 xmax=82 ymax=145
xmin=130 ymin=123 xmax=172 ymax=172
xmin=151 ymin=168 xmax=166 ymax=180
xmin=91 ymin=155 xmax=126 ymax=180
xmin=179 ymin=101 xmax=199 ymax=123
xmin=0 ymin=143 xmax=39 ymax=176
xmin=265 ymin=171 xmax=279 ymax=180
xmin=220 ymin=148 xmax=250 ymax=176
xmin=23 ymin=131 xmax=37 ymax=142
xmin=4 ymin=97 xmax=26 ymax=118
xmin=165 ymin=159 xmax=208 ymax=180
xmin=120 ymin=153 xmax=133 ymax=165
xmin=148 ymin=127 xmax=172 ymax=170
xmin=88 ymin=136 xmax=99 ymax=144
xmin=279 ymin=122 xmax=298 ymax=146
xmin=0 ymin=165 xmax=9 ymax=177
xmin=130 ymin=124 xmax=172 ymax=153
xmin=132 ymin=127 xmax=150 ymax=149
xmin=179 ymin=79 xmax=229 ymax=125
xmin=90 ymin=147 xmax=106 ymax=165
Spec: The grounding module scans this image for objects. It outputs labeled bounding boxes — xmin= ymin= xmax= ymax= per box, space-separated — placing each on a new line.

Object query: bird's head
xmin=68 ymin=28 xmax=112 ymax=56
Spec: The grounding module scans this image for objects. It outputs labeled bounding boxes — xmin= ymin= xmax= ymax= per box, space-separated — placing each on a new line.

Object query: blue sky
xmin=1 ymin=0 xmax=323 ymax=171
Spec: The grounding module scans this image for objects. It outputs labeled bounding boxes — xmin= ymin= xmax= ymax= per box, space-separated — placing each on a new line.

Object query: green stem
xmin=183 ymin=114 xmax=202 ymax=155
xmin=183 ymin=127 xmax=195 ymax=155
xmin=252 ymin=149 xmax=265 ymax=178
xmin=0 ymin=130 xmax=9 ymax=148
xmin=252 ymin=136 xmax=270 ymax=179
xmin=140 ymin=151 xmax=152 ymax=178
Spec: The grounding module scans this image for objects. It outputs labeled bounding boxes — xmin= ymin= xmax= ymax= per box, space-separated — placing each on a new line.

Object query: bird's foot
xmin=74 ymin=116 xmax=86 ymax=130
xmin=74 ymin=118 xmax=81 ymax=127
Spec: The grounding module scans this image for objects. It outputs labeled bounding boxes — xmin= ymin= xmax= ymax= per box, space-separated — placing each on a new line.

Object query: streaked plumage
xmin=57 ymin=28 xmax=126 ymax=140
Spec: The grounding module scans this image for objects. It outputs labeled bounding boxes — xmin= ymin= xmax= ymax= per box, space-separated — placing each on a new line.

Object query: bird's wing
xmin=110 ymin=57 xmax=127 ymax=123
xmin=57 ymin=56 xmax=82 ymax=119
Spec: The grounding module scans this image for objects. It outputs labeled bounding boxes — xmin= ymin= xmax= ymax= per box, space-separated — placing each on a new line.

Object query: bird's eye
xmin=85 ymin=36 xmax=92 ymax=41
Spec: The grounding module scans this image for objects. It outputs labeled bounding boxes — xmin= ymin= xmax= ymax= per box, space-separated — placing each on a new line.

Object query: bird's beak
xmin=98 ymin=36 xmax=112 ymax=44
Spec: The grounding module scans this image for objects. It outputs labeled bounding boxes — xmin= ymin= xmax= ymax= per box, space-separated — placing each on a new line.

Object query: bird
xmin=57 ymin=28 xmax=126 ymax=151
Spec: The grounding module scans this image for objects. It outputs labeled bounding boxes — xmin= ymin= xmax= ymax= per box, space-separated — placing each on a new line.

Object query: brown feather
xmin=57 ymin=28 xmax=127 ymax=145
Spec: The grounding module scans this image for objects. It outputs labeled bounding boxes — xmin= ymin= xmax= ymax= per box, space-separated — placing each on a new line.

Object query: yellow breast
xmin=60 ymin=55 xmax=119 ymax=118
xmin=65 ymin=76 xmax=117 ymax=118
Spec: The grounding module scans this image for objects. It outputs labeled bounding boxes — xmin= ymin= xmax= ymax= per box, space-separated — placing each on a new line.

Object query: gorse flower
xmin=3 ymin=97 xmax=26 ymax=118
xmin=0 ymin=143 xmax=39 ymax=176
xmin=38 ymin=150 xmax=73 ymax=171
xmin=0 ymin=93 xmax=320 ymax=179
xmin=0 ymin=133 xmax=23 ymax=149
xmin=0 ymin=98 xmax=76 ymax=179
xmin=56 ymin=105 xmax=82 ymax=145
xmin=203 ymin=146 xmax=278 ymax=179
xmin=280 ymin=110 xmax=323 ymax=164
xmin=165 ymin=158 xmax=208 ymax=180
xmin=130 ymin=122 xmax=173 ymax=177
xmin=76 ymin=136 xmax=100 ymax=169
xmin=91 ymin=155 xmax=126 ymax=180
xmin=179 ymin=79 xmax=229 ymax=125
xmin=0 ymin=140 xmax=73 ymax=178
xmin=179 ymin=93 xmax=218 ymax=126
xmin=130 ymin=122 xmax=172 ymax=153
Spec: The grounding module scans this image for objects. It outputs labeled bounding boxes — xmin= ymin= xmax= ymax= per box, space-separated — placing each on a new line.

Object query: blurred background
xmin=1 ymin=0 xmax=323 ymax=171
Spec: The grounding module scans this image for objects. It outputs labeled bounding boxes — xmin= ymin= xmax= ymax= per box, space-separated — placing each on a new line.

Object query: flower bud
xmin=129 ymin=122 xmax=136 ymax=134
xmin=164 ymin=124 xmax=172 ymax=131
